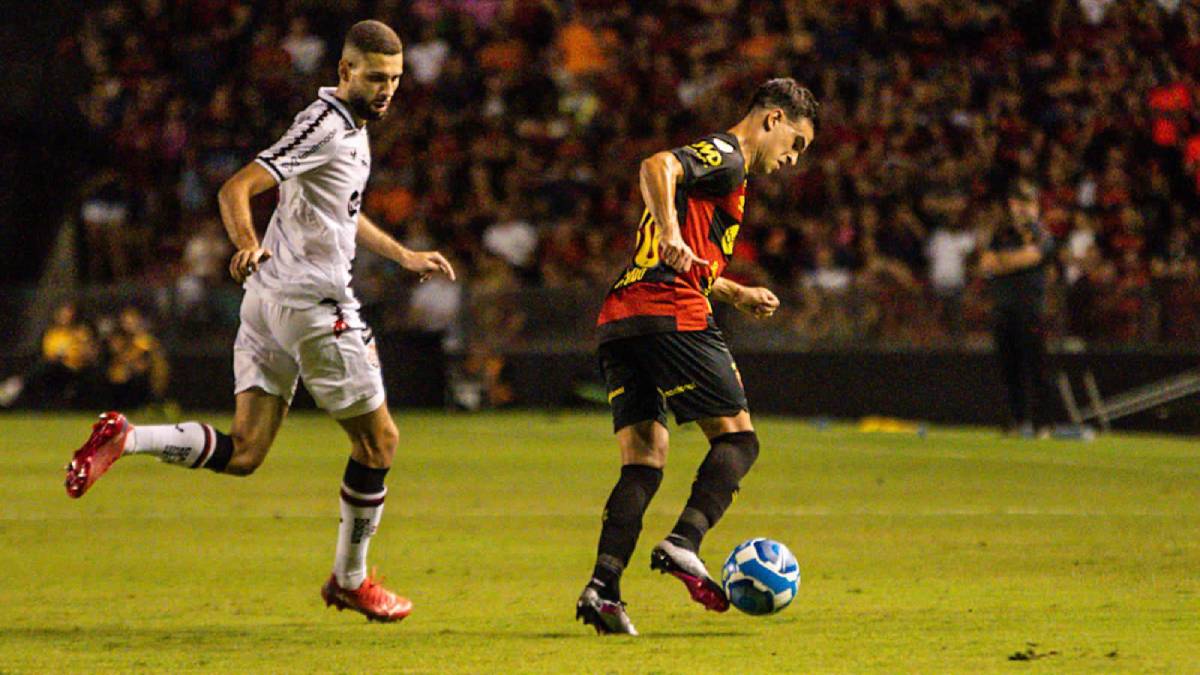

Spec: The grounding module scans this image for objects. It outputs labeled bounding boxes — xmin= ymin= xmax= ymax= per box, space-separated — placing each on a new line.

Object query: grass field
xmin=1 ymin=411 xmax=1197 ymax=673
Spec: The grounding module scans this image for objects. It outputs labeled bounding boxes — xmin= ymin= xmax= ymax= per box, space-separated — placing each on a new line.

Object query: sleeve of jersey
xmin=255 ymin=110 xmax=339 ymax=183
xmin=670 ymin=139 xmax=743 ymax=194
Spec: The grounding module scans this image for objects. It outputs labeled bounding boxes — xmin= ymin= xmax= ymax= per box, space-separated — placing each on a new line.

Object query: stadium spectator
xmin=102 ymin=306 xmax=169 ymax=410
xmin=803 ymin=244 xmax=852 ymax=294
xmin=482 ymin=202 xmax=539 ymax=278
xmin=175 ymin=216 xmax=233 ymax=325
xmin=925 ymin=211 xmax=977 ymax=338
xmin=406 ymin=22 xmax=450 ymax=85
xmin=0 ymin=302 xmax=101 ymax=409
xmin=64 ymin=0 xmax=1200 ymax=349
xmin=281 ymin=16 xmax=326 ymax=76
xmin=981 ymin=181 xmax=1057 ymax=436
xmin=79 ymin=169 xmax=135 ymax=281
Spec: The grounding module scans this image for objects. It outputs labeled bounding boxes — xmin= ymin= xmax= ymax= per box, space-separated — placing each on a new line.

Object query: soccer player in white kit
xmin=64 ymin=20 xmax=452 ymax=623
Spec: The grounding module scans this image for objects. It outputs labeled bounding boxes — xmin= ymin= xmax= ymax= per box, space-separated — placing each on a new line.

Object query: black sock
xmin=343 ymin=457 xmax=389 ymax=494
xmin=591 ymin=464 xmax=663 ymax=601
xmin=670 ymin=431 xmax=760 ymax=552
xmin=589 ymin=555 xmax=623 ymax=602
xmin=204 ymin=430 xmax=234 ymax=473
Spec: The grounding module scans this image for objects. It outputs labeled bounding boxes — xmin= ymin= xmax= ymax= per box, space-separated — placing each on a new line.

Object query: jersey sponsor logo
xmin=712 ymin=137 xmax=734 ymax=153
xmin=283 ymin=129 xmax=335 ymax=173
xmin=687 ymin=140 xmax=723 ymax=167
xmin=612 ymin=266 xmax=648 ymax=291
xmin=300 ymin=130 xmax=334 ymax=159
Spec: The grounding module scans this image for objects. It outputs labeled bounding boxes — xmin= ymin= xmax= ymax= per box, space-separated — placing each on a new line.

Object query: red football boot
xmin=65 ymin=411 xmax=131 ymax=499
xmin=321 ymin=572 xmax=413 ymax=623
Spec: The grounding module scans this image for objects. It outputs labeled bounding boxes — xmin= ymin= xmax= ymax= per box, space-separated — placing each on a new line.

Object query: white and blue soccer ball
xmin=721 ymin=538 xmax=800 ymax=615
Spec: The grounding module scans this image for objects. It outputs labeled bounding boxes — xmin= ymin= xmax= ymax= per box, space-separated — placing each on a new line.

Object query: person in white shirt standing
xmin=65 ymin=20 xmax=454 ymax=624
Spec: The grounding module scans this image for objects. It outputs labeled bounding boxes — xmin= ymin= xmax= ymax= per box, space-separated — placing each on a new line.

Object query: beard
xmin=348 ymin=93 xmax=388 ymax=121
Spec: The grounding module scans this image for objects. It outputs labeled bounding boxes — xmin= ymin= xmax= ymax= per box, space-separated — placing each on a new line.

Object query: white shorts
xmin=233 ymin=289 xmax=385 ymax=419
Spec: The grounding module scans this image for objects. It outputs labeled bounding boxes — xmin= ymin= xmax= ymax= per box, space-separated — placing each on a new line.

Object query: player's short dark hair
xmin=749 ymin=78 xmax=820 ymax=126
xmin=345 ymin=20 xmax=402 ymax=56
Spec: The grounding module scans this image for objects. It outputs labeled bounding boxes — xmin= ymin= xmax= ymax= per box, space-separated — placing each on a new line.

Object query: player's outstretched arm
xmin=641 ymin=151 xmax=709 ymax=273
xmin=217 ymin=162 xmax=277 ymax=283
xmin=356 ymin=213 xmax=455 ymax=282
xmin=711 ymin=277 xmax=779 ymax=318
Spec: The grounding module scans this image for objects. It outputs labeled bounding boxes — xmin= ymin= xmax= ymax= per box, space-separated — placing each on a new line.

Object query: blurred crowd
xmin=69 ymin=0 xmax=1200 ymax=349
xmin=0 ymin=302 xmax=169 ymax=410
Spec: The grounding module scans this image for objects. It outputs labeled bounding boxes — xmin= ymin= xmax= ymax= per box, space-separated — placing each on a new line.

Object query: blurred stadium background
xmin=3 ymin=0 xmax=1200 ymax=430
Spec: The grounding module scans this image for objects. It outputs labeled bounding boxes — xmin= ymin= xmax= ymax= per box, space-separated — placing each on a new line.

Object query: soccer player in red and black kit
xmin=577 ymin=79 xmax=819 ymax=634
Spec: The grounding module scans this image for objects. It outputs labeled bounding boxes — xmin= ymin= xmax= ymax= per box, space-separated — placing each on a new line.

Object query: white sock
xmin=125 ymin=422 xmax=217 ymax=468
xmin=333 ymin=484 xmax=387 ymax=590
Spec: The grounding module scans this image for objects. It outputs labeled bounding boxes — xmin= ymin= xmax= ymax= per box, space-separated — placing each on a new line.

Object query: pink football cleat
xmin=650 ymin=538 xmax=730 ymax=612
xmin=65 ymin=411 xmax=131 ymax=498
xmin=321 ymin=572 xmax=413 ymax=623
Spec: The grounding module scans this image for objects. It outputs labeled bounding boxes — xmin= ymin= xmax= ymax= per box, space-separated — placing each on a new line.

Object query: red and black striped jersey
xmin=597 ymin=132 xmax=747 ymax=342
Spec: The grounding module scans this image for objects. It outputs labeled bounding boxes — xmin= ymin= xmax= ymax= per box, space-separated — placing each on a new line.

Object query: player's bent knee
xmin=351 ymin=424 xmax=398 ymax=468
xmin=707 ymin=430 xmax=760 ymax=482
xmin=624 ymin=454 xmax=666 ymax=470
xmin=359 ymin=436 xmax=396 ymax=467
xmin=617 ymin=434 xmax=668 ymax=469
xmin=731 ymin=430 xmax=760 ymax=467
xmin=379 ymin=419 xmax=400 ymax=452
xmin=697 ymin=411 xmax=754 ymax=438
xmin=370 ymin=417 xmax=399 ymax=452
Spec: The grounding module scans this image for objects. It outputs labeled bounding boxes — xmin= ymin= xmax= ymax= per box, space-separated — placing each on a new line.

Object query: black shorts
xmin=598 ymin=327 xmax=749 ymax=432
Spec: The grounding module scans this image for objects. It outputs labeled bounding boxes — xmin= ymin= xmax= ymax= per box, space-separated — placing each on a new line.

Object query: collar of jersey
xmin=318 ymin=87 xmax=360 ymax=131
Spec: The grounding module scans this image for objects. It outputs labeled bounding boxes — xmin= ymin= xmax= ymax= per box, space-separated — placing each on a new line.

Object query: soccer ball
xmin=721 ymin=538 xmax=800 ymax=615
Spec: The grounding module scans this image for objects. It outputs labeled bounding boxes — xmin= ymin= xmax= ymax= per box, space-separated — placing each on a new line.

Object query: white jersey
xmin=249 ymin=87 xmax=370 ymax=308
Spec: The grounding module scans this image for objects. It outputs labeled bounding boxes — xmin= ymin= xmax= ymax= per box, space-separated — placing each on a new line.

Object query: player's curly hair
xmin=749 ymin=78 xmax=820 ymax=127
xmin=345 ymin=20 xmax=402 ymax=55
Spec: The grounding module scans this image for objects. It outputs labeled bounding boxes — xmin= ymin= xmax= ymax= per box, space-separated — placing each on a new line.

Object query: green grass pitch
xmin=1 ymin=411 xmax=1197 ymax=673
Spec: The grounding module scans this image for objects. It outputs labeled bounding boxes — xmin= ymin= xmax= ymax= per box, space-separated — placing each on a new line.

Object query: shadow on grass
xmin=440 ymin=629 xmax=752 ymax=639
